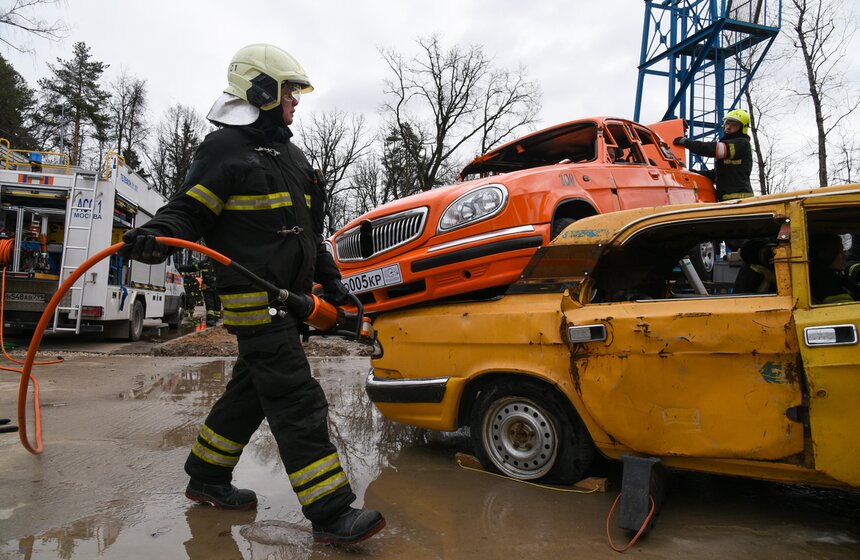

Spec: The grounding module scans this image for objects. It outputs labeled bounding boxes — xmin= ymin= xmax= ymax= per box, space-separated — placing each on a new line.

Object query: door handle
xmin=804 ymin=324 xmax=858 ymax=346
xmin=568 ymin=323 xmax=607 ymax=343
xmin=648 ymin=170 xmax=661 ymax=179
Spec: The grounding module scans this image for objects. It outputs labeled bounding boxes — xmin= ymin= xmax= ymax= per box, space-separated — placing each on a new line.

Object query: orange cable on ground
xmin=17 ymin=238 xmax=232 ymax=455
xmin=605 ymin=494 xmax=656 ymax=553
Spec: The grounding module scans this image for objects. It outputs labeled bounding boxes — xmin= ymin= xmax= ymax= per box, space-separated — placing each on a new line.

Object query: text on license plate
xmin=343 ymin=264 xmax=403 ymax=294
xmin=5 ymin=292 xmax=47 ymax=303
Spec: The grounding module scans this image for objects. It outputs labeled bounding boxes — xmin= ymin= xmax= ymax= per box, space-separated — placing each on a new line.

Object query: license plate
xmin=343 ymin=264 xmax=403 ymax=294
xmin=6 ymin=292 xmax=47 ymax=303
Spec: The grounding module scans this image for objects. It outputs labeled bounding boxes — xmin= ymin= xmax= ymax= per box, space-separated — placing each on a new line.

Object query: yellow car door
xmin=566 ymin=211 xmax=805 ymax=461
xmin=792 ymin=198 xmax=860 ymax=486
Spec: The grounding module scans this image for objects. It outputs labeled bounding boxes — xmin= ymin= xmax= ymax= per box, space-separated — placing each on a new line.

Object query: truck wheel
xmin=165 ymin=297 xmax=185 ymax=329
xmin=470 ymin=381 xmax=593 ymax=484
xmin=128 ymin=300 xmax=144 ymax=341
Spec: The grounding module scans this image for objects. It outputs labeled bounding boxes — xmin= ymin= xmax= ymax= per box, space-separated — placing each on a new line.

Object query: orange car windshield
xmin=461 ymin=122 xmax=598 ymax=179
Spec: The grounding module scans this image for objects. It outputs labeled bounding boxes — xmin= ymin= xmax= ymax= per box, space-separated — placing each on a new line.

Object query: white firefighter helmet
xmin=224 ymin=43 xmax=313 ymax=111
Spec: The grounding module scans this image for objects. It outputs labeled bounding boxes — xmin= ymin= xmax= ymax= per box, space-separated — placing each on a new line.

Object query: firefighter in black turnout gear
xmin=673 ymin=109 xmax=754 ymax=202
xmin=178 ymin=258 xmax=222 ymax=327
xmin=118 ymin=44 xmax=383 ymax=546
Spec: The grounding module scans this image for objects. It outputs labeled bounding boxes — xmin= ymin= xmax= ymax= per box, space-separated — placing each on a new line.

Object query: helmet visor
xmin=283 ymin=82 xmax=303 ymax=102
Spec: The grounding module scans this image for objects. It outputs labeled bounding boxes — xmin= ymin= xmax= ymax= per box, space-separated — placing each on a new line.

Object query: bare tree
xmin=477 ymin=66 xmax=542 ymax=154
xmin=350 ymin=154 xmax=385 ymax=218
xmin=109 ymin=69 xmax=149 ymax=171
xmin=787 ymin=0 xmax=860 ymax=187
xmin=380 ymin=35 xmax=541 ymax=192
xmin=147 ymin=104 xmax=207 ymax=197
xmin=757 ymin=128 xmax=801 ymax=194
xmin=831 ymin=126 xmax=859 ymax=184
xmin=0 ymin=0 xmax=67 ymax=52
xmin=744 ymin=88 xmax=769 ymax=194
xmin=741 ymin=77 xmax=798 ymax=195
xmin=348 ymin=126 xmax=427 ymax=225
xmin=297 ymin=109 xmax=370 ymax=233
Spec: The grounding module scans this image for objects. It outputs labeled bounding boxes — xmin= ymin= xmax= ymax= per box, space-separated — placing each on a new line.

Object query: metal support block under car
xmin=618 ymin=455 xmax=665 ymax=534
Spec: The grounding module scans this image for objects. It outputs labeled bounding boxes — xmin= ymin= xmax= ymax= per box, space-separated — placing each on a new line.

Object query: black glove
xmin=673 ymin=136 xmax=691 ymax=147
xmin=118 ymin=228 xmax=169 ymax=264
xmin=321 ymin=279 xmax=351 ymax=306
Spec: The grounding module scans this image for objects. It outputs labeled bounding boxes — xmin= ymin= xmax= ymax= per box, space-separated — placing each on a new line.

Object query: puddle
xmin=2 ymin=357 xmax=859 ymax=559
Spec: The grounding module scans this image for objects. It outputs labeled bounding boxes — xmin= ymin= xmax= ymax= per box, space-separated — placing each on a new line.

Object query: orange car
xmin=331 ymin=117 xmax=716 ymax=313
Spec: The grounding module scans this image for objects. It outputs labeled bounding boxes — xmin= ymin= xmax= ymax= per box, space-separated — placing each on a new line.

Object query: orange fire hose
xmin=15 ymin=239 xmax=232 ymax=454
xmin=15 ymin=237 xmax=363 ymax=455
xmin=0 ymin=238 xmax=14 ymax=265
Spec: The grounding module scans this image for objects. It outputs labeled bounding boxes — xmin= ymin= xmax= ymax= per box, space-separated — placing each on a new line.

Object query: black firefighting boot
xmin=185 ymin=480 xmax=257 ymax=510
xmin=312 ymin=507 xmax=386 ymax=545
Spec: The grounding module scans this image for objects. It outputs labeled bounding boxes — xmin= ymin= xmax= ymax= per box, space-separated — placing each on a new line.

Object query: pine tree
xmin=0 ymin=54 xmax=34 ymax=146
xmin=34 ymin=41 xmax=109 ymax=166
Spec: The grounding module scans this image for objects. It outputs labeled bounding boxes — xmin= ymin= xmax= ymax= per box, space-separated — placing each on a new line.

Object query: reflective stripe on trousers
xmin=289 ymin=452 xmax=350 ymax=507
xmin=190 ymin=423 xmax=245 ymax=468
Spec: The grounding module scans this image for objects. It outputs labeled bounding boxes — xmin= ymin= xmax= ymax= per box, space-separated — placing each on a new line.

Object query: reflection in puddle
xmin=14 ymin=513 xmax=124 ymax=559
xmin=121 ymin=358 xmax=426 ymax=483
xmin=6 ymin=357 xmax=421 ymax=559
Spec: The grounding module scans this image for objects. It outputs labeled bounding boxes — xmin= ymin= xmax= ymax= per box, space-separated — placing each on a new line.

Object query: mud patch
xmin=152 ymin=326 xmax=372 ymax=357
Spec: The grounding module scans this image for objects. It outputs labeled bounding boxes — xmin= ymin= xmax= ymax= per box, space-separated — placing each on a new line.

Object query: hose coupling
xmin=268 ymin=307 xmax=288 ymax=318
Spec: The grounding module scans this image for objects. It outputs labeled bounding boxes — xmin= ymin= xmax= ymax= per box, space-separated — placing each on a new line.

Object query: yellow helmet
xmin=723 ymin=109 xmax=750 ymax=134
xmin=224 ymin=44 xmax=313 ymax=111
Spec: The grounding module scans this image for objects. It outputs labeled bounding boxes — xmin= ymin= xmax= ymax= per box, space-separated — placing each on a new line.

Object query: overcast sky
xmin=5 ymin=1 xmax=643 ymax=132
xmin=4 ymin=0 xmax=859 ymax=188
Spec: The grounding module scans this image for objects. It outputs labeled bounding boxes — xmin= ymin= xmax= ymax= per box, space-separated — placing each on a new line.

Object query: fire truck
xmin=0 ymin=143 xmax=185 ymax=341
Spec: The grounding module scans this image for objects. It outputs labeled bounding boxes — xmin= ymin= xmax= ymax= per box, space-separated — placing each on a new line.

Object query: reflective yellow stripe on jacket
xmin=222 ymin=192 xmax=312 ymax=211
xmin=822 ymin=293 xmax=854 ymax=304
xmin=221 ymin=291 xmax=271 ymax=327
xmin=749 ymin=264 xmax=776 ymax=293
xmin=187 ymin=184 xmax=225 ymax=216
xmin=187 ymin=186 xmax=312 ymax=215
xmin=225 ymin=192 xmax=293 ymax=211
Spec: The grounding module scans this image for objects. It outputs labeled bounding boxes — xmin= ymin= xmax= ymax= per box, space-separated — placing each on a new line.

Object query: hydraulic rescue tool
xmin=15 ymin=237 xmax=372 ymax=455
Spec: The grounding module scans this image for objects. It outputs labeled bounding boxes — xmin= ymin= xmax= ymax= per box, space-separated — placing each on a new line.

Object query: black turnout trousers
xmin=184 ymin=317 xmax=355 ymax=522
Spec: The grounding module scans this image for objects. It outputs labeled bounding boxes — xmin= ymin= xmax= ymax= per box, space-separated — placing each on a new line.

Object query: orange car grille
xmin=335 ymin=207 xmax=428 ymax=262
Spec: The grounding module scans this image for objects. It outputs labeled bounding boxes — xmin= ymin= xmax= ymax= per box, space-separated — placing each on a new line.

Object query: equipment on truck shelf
xmin=0 ymin=143 xmax=185 ymax=340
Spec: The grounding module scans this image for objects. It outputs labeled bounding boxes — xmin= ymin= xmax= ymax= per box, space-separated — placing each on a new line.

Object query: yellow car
xmin=366 ymin=184 xmax=860 ymax=489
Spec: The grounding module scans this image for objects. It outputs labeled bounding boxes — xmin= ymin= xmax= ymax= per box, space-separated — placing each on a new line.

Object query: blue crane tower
xmin=634 ymin=1 xmax=781 ymax=168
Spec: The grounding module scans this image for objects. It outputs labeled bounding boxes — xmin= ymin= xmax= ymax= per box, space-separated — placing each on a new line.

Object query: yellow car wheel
xmin=471 ymin=381 xmax=593 ymax=484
